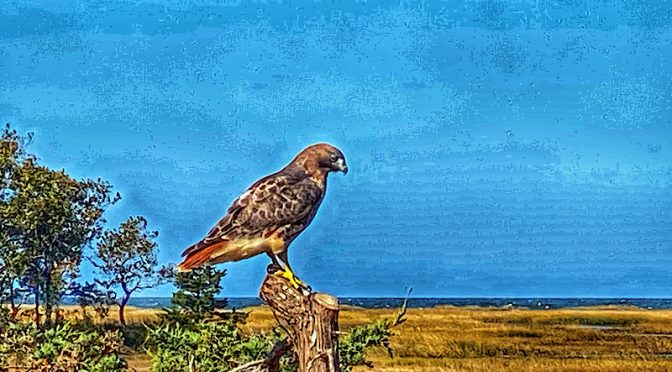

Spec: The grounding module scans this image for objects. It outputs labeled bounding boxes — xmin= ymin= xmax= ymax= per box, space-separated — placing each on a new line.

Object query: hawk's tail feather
xmin=177 ymin=241 xmax=229 ymax=272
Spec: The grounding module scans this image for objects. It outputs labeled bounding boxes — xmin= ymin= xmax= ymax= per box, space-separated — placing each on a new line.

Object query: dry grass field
xmin=11 ymin=304 xmax=672 ymax=371
xmin=332 ymin=305 xmax=672 ymax=372
xmin=120 ymin=304 xmax=672 ymax=371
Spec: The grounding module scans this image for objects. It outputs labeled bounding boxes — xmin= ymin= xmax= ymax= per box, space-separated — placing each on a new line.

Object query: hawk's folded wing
xmin=178 ymin=168 xmax=322 ymax=270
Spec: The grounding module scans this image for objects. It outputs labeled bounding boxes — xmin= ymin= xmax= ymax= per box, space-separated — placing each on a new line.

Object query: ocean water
xmin=102 ymin=297 xmax=672 ymax=310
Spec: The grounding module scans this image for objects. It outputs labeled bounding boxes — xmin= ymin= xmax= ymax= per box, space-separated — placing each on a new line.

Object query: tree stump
xmin=259 ymin=268 xmax=340 ymax=372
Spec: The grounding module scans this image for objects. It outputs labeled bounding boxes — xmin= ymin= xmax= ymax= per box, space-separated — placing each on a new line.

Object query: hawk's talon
xmin=274 ymin=268 xmax=310 ymax=291
xmin=267 ymin=264 xmax=282 ymax=275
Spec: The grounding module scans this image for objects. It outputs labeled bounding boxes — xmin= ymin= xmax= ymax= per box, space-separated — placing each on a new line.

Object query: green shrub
xmin=0 ymin=321 xmax=127 ymax=371
xmin=339 ymin=318 xmax=395 ymax=371
xmin=146 ymin=319 xmax=272 ymax=371
xmin=147 ymin=312 xmax=404 ymax=372
xmin=119 ymin=323 xmax=152 ymax=349
xmin=0 ymin=320 xmax=38 ymax=366
xmin=147 ymin=268 xmax=408 ymax=371
xmin=171 ymin=266 xmax=228 ymax=318
xmin=339 ymin=298 xmax=409 ymax=371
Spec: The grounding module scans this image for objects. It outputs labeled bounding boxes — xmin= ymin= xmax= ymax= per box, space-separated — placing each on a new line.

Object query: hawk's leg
xmin=266 ymin=252 xmax=299 ymax=287
xmin=266 ymin=252 xmax=283 ymax=272
xmin=275 ymin=251 xmax=311 ymax=292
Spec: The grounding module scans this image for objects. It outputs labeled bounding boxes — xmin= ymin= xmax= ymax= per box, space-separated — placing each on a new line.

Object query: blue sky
xmin=1 ymin=0 xmax=671 ymax=297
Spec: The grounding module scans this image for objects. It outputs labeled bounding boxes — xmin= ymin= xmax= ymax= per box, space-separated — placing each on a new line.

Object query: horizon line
xmin=129 ymin=296 xmax=672 ymax=300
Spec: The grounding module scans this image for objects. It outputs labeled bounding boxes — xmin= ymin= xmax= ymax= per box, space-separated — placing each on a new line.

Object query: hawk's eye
xmin=329 ymin=153 xmax=338 ymax=161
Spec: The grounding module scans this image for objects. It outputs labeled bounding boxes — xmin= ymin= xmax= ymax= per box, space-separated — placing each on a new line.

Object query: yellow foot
xmin=274 ymin=268 xmax=305 ymax=289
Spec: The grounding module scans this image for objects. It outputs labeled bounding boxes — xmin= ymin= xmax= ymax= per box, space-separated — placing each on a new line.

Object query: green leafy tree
xmin=0 ymin=222 xmax=28 ymax=319
xmin=18 ymin=160 xmax=117 ymax=327
xmin=67 ymin=280 xmax=117 ymax=323
xmin=0 ymin=123 xmax=31 ymax=319
xmin=0 ymin=123 xmax=119 ymax=327
xmin=93 ymin=216 xmax=172 ymax=325
xmin=171 ymin=266 xmax=228 ymax=318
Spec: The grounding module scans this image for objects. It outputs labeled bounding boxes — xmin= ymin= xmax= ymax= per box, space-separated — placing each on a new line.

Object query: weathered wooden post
xmin=231 ymin=268 xmax=409 ymax=372
xmin=230 ymin=266 xmax=341 ymax=372
xmin=259 ymin=268 xmax=340 ymax=372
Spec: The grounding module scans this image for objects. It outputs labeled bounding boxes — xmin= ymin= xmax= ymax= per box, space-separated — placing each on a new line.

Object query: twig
xmin=230 ymin=339 xmax=292 ymax=372
xmin=230 ymin=359 xmax=265 ymax=372
xmin=391 ymin=287 xmax=412 ymax=328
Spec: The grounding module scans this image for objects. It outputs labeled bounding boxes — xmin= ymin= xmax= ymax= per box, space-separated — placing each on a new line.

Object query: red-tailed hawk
xmin=177 ymin=143 xmax=348 ymax=288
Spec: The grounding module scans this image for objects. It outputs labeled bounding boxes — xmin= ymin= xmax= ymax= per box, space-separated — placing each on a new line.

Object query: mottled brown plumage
xmin=177 ymin=143 xmax=348 ymax=278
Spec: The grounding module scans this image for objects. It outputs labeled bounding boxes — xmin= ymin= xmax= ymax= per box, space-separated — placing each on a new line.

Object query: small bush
xmin=146 ymin=319 xmax=273 ymax=371
xmin=338 ymin=296 xmax=408 ymax=371
xmin=0 ymin=321 xmax=127 ymax=371
xmin=339 ymin=318 xmax=396 ymax=371
xmin=119 ymin=323 xmax=152 ymax=349
xmin=172 ymin=266 xmax=228 ymax=318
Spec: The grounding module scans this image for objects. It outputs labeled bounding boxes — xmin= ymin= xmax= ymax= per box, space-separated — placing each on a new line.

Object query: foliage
xmin=92 ymin=216 xmax=172 ymax=324
xmin=0 ymin=307 xmax=12 ymax=365
xmin=171 ymin=266 xmax=228 ymax=319
xmin=0 ymin=123 xmax=120 ymax=326
xmin=0 ymin=123 xmax=32 ymax=318
xmin=339 ymin=318 xmax=396 ymax=370
xmin=0 ymin=122 xmax=28 ymax=187
xmin=147 ymin=298 xmax=406 ymax=372
xmin=15 ymin=159 xmax=117 ymax=324
xmin=146 ymin=319 xmax=271 ymax=371
xmin=117 ymin=323 xmax=151 ymax=349
xmin=150 ymin=268 xmax=407 ymax=371
xmin=339 ymin=295 xmax=408 ymax=371
xmin=146 ymin=265 xmax=276 ymax=371
xmin=67 ymin=281 xmax=118 ymax=323
xmin=0 ymin=320 xmax=34 ymax=366
xmin=146 ymin=310 xmax=404 ymax=372
xmin=0 ymin=320 xmax=127 ymax=371
xmin=34 ymin=322 xmax=127 ymax=371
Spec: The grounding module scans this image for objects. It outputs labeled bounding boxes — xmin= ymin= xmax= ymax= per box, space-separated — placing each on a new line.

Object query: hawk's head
xmin=294 ymin=143 xmax=348 ymax=175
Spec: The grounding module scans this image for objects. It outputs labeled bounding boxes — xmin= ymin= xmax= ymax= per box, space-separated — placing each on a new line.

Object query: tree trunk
xmin=119 ymin=294 xmax=130 ymax=326
xmin=44 ymin=262 xmax=52 ymax=326
xmin=9 ymin=283 xmax=19 ymax=320
xmin=259 ymin=271 xmax=340 ymax=372
xmin=44 ymin=289 xmax=52 ymax=326
xmin=34 ymin=285 xmax=40 ymax=328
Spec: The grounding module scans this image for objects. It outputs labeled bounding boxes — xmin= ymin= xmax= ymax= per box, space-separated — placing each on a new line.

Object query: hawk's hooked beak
xmin=335 ymin=158 xmax=348 ymax=174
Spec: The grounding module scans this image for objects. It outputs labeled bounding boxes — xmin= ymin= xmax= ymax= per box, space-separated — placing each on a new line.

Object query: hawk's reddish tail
xmin=177 ymin=241 xmax=229 ymax=272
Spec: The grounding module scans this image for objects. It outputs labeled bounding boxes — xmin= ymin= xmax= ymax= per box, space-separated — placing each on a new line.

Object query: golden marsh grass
xmin=236 ymin=305 xmax=672 ymax=371
xmin=10 ymin=304 xmax=672 ymax=371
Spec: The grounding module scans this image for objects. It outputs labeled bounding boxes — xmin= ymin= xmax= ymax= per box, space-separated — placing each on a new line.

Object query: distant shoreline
xmin=51 ymin=297 xmax=672 ymax=310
